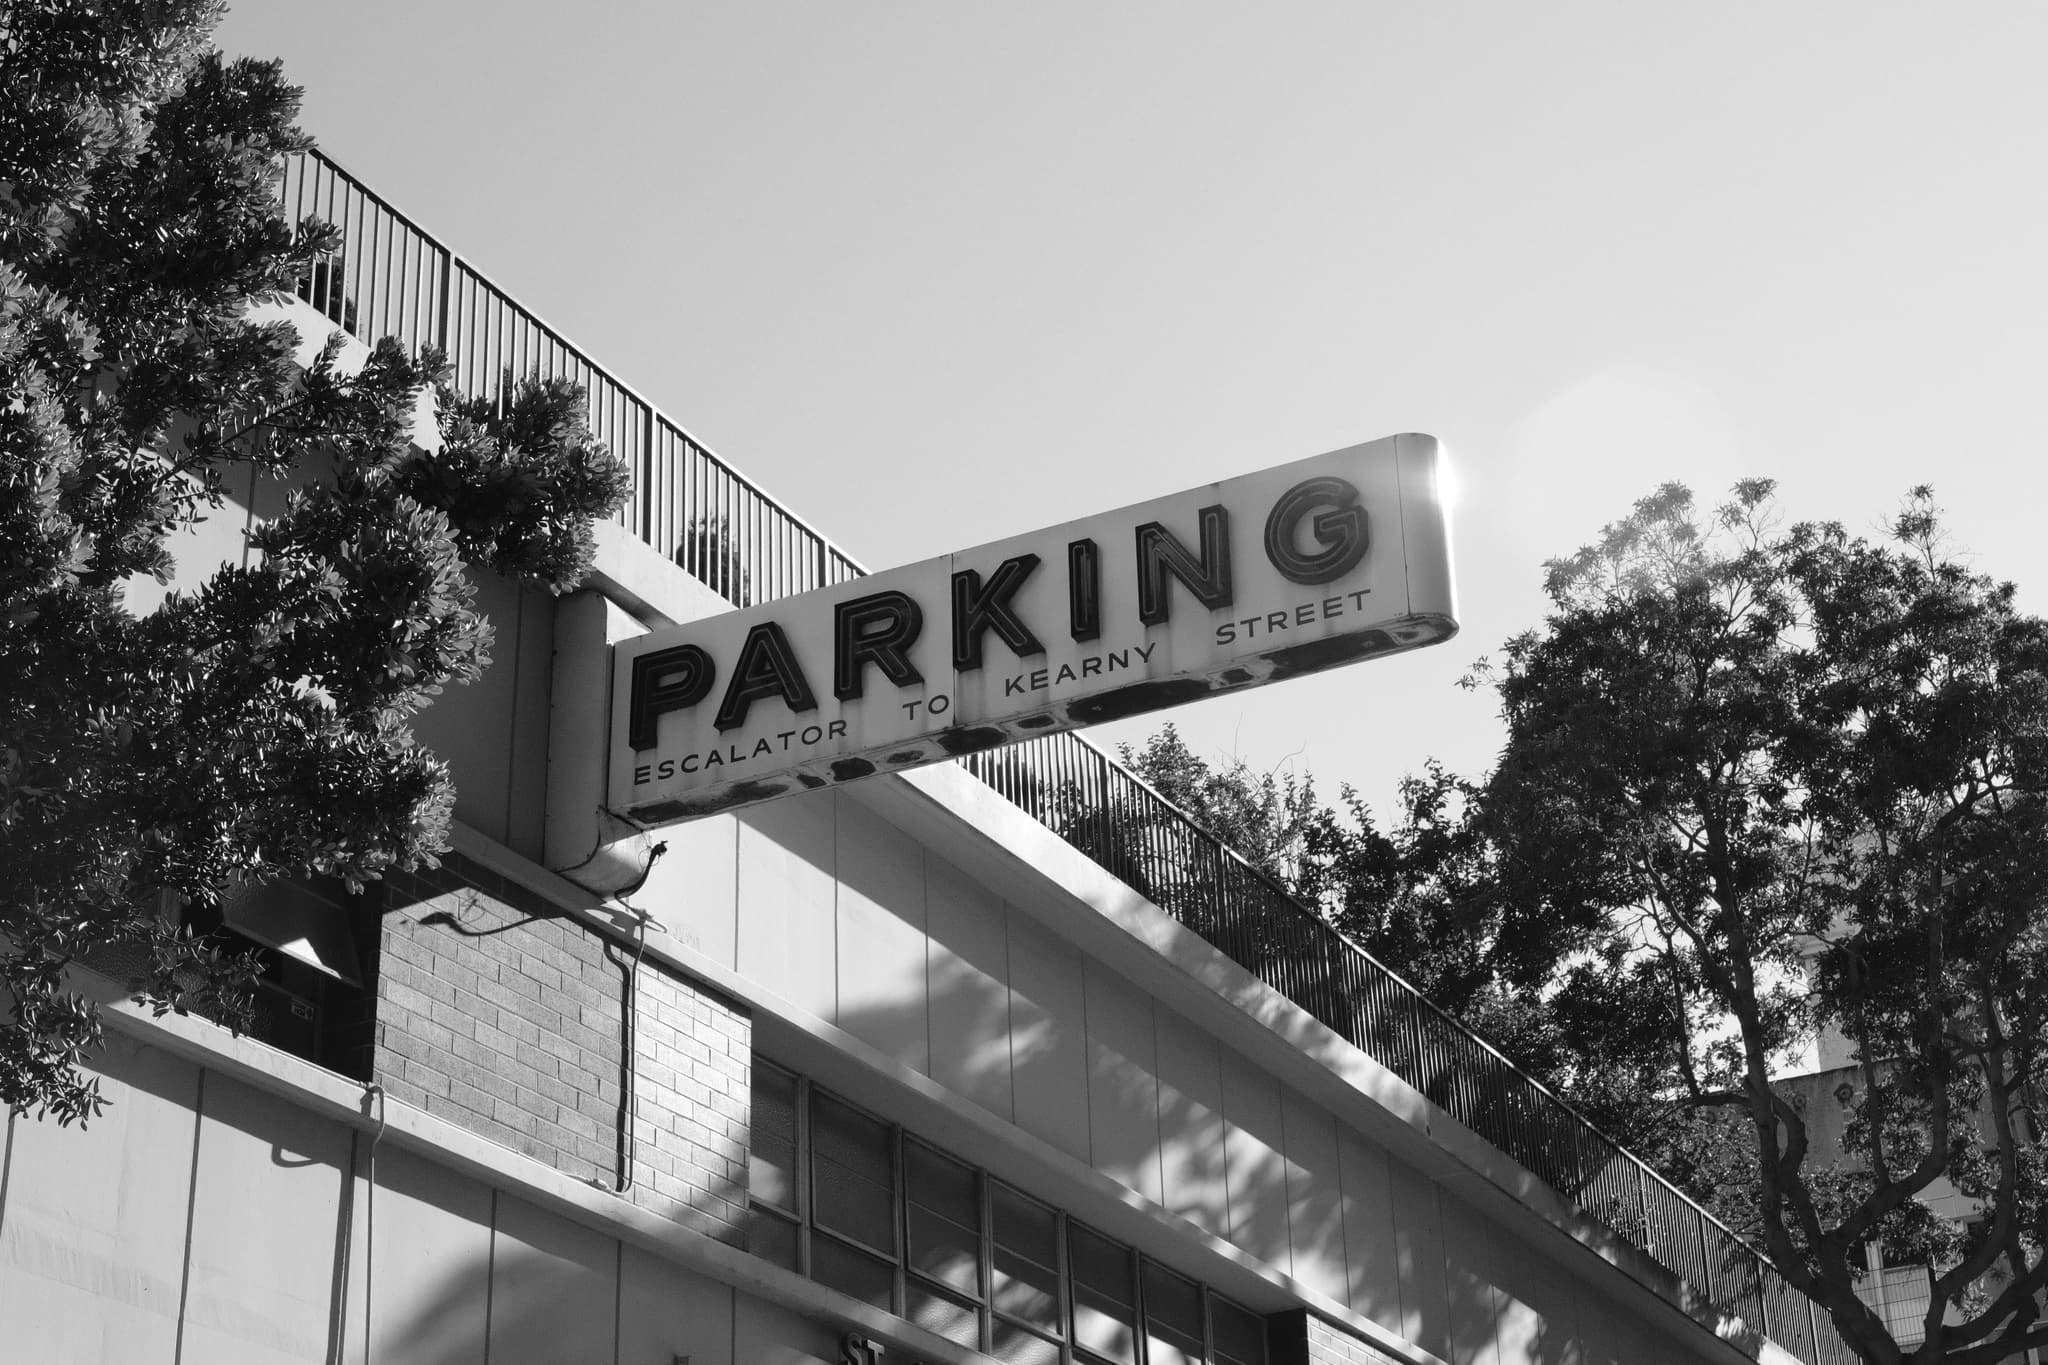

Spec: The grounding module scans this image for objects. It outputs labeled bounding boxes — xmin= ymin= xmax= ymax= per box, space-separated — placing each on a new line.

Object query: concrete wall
xmin=0 ymin=1033 xmax=831 ymax=1365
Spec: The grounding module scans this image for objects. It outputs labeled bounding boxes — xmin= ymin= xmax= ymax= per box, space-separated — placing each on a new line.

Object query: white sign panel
xmin=611 ymin=433 xmax=1457 ymax=822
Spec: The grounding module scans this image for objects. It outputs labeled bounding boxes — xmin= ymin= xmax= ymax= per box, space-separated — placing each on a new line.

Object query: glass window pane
xmin=907 ymin=1140 xmax=979 ymax=1226
xmin=814 ymin=1154 xmax=895 ymax=1252
xmin=1070 ymin=1224 xmax=1136 ymax=1363
xmin=991 ymin=1247 xmax=1060 ymax=1332
xmin=908 ymin=1281 xmax=982 ymax=1349
xmin=749 ymin=1065 xmax=798 ymax=1211
xmin=1073 ymin=1301 xmax=1137 ymax=1363
xmin=813 ymin=1093 xmax=891 ymax=1180
xmin=753 ymin=1064 xmax=797 ymax=1145
xmin=813 ymin=1235 xmax=895 ymax=1311
xmin=746 ymin=1206 xmax=799 ymax=1272
xmin=991 ymin=1319 xmax=1064 ymax=1365
xmin=908 ymin=1204 xmax=982 ymax=1295
xmin=1069 ymin=1224 xmax=1134 ymax=1304
xmin=1143 ymin=1261 xmax=1205 ymax=1365
xmin=1145 ymin=1331 xmax=1201 ymax=1365
xmin=992 ymin=1183 xmax=1058 ymax=1267
xmin=1212 ymin=1294 xmax=1267 ymax=1365
xmin=990 ymin=1182 xmax=1060 ymax=1334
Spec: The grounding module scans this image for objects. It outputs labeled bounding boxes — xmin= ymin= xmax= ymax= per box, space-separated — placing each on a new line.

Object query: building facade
xmin=0 ymin=150 xmax=1847 ymax=1365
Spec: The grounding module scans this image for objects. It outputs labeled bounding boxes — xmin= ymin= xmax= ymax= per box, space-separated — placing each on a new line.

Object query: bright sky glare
xmin=217 ymin=2 xmax=2048 ymax=819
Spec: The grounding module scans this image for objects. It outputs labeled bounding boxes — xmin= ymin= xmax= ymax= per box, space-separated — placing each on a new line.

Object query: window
xmin=170 ymin=875 xmax=379 ymax=1078
xmin=747 ymin=1064 xmax=802 ymax=1272
xmin=744 ymin=1059 xmax=1267 ymax=1365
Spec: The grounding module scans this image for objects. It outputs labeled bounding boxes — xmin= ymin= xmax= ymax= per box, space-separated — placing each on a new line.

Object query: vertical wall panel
xmin=1336 ymin=1131 xmax=1404 ymax=1338
xmin=1083 ymin=961 xmax=1164 ymax=1205
xmin=1489 ymin=1227 xmax=1581 ymax=1365
xmin=416 ymin=570 xmax=525 ymax=844
xmin=1576 ymin=1299 xmax=1618 ymax=1365
xmin=1219 ymin=1047 xmax=1291 ymax=1269
xmin=346 ymin=1145 xmax=493 ymax=1365
xmin=487 ymin=1195 xmax=619 ymax=1365
xmin=1280 ymin=1091 xmax=1349 ymax=1305
xmin=506 ymin=586 xmax=557 ymax=863
xmin=1389 ymin=1160 xmax=1451 ymax=1361
xmin=736 ymin=790 xmax=838 ymax=1021
xmin=1439 ymin=1196 xmax=1504 ymax=1365
xmin=0 ymin=1037 xmax=200 ymax=1365
xmin=1005 ymin=909 xmax=1092 ymax=1162
xmin=620 ymin=1242 xmax=736 ymax=1365
xmin=644 ymin=812 xmax=741 ymax=971
xmin=1154 ymin=1008 xmax=1229 ymax=1241
xmin=180 ymin=1073 xmax=352 ymax=1364
xmin=834 ymin=796 xmax=931 ymax=1074
xmin=924 ymin=855 xmax=1015 ymax=1119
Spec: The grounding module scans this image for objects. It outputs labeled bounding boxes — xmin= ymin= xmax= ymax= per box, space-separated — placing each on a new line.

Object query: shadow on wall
xmin=824 ymin=938 xmax=1579 ymax=1365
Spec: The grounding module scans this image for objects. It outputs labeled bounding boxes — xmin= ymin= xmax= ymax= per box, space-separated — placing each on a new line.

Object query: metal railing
xmin=276 ymin=146 xmax=1851 ymax=1365
xmin=278 ymin=152 xmax=865 ymax=603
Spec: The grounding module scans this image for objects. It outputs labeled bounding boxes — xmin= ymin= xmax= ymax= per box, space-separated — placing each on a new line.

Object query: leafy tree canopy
xmin=1478 ymin=481 xmax=2048 ymax=1364
xmin=1 ymin=0 xmax=629 ymax=1122
xmin=1130 ymin=481 xmax=2048 ymax=1364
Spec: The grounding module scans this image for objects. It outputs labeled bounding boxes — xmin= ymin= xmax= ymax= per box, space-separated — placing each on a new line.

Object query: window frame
xmin=745 ymin=1061 xmax=1268 ymax=1365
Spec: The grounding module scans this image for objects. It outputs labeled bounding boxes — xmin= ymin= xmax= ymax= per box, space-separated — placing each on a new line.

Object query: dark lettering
xmin=1264 ymin=476 xmax=1369 ymax=584
xmin=1238 ymin=615 xmax=1260 ymax=637
xmin=828 ymin=720 xmax=848 ymax=739
xmin=801 ymin=725 xmax=824 ymax=745
xmin=713 ymin=623 xmax=817 ymax=731
xmin=1068 ymin=538 xmax=1101 ymax=642
xmin=1135 ymin=504 xmax=1233 ymax=625
xmin=1004 ymin=675 xmax=1027 ymax=697
xmin=953 ymin=554 xmax=1043 ymax=670
xmin=1322 ymin=596 xmax=1342 ymax=618
xmin=1081 ymin=656 xmax=1103 ymax=677
xmin=928 ymin=694 xmax=950 ymax=715
xmin=1134 ymin=643 xmax=1157 ymax=663
xmin=834 ymin=590 xmax=924 ymax=701
xmin=704 ymin=748 xmax=724 ymax=768
xmin=628 ymin=643 xmax=715 ymax=750
xmin=752 ymin=738 xmax=773 ymax=758
xmin=1266 ymin=611 xmax=1288 ymax=633
xmin=1216 ymin=623 xmax=1236 ymax=645
xmin=1296 ymin=603 xmax=1316 ymax=625
xmin=1030 ymin=668 xmax=1050 ymax=691
xmin=1108 ymin=649 xmax=1129 ymax=670
xmin=1055 ymin=663 xmax=1077 ymax=684
xmin=657 ymin=760 xmax=676 ymax=780
xmin=682 ymin=754 xmax=701 ymax=773
xmin=634 ymin=765 xmax=651 ymax=785
xmin=1349 ymin=589 xmax=1371 ymax=611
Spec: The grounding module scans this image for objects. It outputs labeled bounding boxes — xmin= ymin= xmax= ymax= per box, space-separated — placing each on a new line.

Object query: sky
xmin=216 ymin=2 xmax=2048 ymax=819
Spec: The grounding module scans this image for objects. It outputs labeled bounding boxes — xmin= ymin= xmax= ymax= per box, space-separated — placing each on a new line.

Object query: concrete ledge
xmin=588 ymin=517 xmax=736 ymax=630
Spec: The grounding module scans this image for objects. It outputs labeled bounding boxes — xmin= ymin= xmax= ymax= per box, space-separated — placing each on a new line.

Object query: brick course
xmin=1298 ymin=1313 xmax=1405 ymax=1365
xmin=375 ymin=852 xmax=749 ymax=1246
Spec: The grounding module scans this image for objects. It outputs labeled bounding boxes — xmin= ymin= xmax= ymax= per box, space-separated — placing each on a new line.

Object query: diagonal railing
xmin=277 ymin=146 xmax=1853 ymax=1365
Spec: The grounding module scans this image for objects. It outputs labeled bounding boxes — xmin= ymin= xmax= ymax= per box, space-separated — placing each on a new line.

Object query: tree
xmin=1 ymin=0 xmax=630 ymax=1122
xmin=1115 ymin=728 xmax=1642 ymax=1131
xmin=1476 ymin=481 xmax=2048 ymax=1365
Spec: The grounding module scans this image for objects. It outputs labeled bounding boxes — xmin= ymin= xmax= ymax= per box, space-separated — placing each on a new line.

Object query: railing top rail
xmin=296 ymin=146 xmax=870 ymax=580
